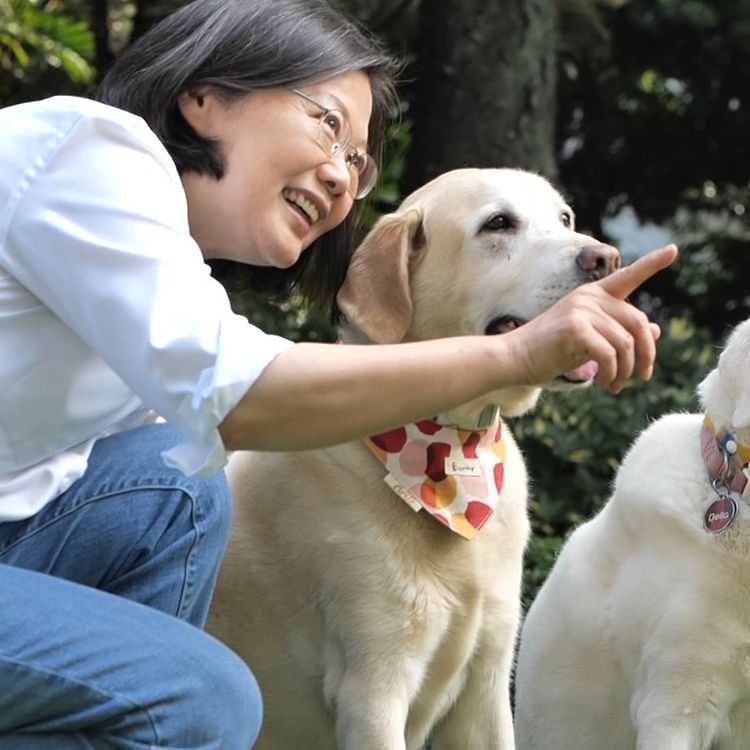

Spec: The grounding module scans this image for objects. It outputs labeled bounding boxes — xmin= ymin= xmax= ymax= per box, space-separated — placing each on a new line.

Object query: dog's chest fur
xmin=216 ymin=430 xmax=529 ymax=745
xmin=272 ymin=433 xmax=530 ymax=607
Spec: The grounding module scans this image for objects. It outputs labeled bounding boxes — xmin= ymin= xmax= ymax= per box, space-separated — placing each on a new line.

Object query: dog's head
xmin=698 ymin=318 xmax=750 ymax=436
xmin=337 ymin=168 xmax=621 ymax=418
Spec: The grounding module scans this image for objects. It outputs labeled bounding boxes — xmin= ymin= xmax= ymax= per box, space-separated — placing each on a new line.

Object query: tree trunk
xmin=90 ymin=0 xmax=113 ymax=75
xmin=401 ymin=0 xmax=558 ymax=194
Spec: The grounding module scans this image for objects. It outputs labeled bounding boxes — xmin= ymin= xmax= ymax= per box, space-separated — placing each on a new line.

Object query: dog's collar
xmin=364 ymin=411 xmax=505 ymax=540
xmin=700 ymin=415 xmax=750 ymax=497
xmin=434 ymin=404 xmax=499 ymax=431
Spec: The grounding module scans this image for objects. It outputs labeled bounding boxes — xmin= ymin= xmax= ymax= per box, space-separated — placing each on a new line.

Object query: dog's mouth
xmin=484 ymin=315 xmax=598 ymax=384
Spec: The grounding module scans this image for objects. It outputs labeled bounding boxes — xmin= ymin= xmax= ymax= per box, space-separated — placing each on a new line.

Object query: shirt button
xmin=58 ymin=477 xmax=72 ymax=494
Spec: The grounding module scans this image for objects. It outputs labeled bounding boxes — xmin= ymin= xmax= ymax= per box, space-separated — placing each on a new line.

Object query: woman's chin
xmin=268 ymin=246 xmax=303 ymax=269
xmin=216 ymin=243 xmax=302 ymax=268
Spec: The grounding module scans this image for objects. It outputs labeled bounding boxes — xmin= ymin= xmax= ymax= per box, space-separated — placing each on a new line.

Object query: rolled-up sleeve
xmin=1 ymin=100 xmax=293 ymax=475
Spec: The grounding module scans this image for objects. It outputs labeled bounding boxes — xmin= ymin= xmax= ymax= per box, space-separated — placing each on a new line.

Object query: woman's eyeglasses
xmin=290 ymin=89 xmax=378 ymax=200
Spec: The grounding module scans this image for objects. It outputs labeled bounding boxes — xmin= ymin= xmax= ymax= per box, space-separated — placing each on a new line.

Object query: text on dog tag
xmin=704 ymin=495 xmax=737 ymax=533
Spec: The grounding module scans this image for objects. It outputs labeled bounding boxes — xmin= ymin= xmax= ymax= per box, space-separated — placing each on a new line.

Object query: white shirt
xmin=0 ymin=96 xmax=294 ymax=522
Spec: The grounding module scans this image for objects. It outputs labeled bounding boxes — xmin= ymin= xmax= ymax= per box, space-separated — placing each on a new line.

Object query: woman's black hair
xmin=96 ymin=0 xmax=400 ymax=312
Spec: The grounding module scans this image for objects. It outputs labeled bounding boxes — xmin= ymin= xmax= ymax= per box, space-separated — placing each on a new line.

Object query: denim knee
xmin=0 ymin=437 xmax=236 ymax=627
xmin=179 ymin=637 xmax=263 ymax=750
xmin=189 ymin=466 xmax=233 ymax=556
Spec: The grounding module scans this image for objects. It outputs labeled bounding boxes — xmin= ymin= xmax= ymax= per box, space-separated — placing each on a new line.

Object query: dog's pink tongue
xmin=564 ymin=360 xmax=598 ymax=382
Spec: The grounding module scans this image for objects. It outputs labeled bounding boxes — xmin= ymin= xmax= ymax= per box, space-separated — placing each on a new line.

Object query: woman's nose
xmin=318 ymin=155 xmax=353 ymax=197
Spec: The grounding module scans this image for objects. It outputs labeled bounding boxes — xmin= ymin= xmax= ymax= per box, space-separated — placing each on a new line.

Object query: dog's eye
xmin=561 ymin=211 xmax=573 ymax=228
xmin=482 ymin=213 xmax=515 ymax=231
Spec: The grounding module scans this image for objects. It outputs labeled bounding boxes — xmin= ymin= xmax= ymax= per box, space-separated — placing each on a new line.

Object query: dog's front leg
xmin=334 ymin=670 xmax=409 ymax=750
xmin=429 ymin=668 xmax=514 ymax=749
xmin=429 ymin=623 xmax=516 ymax=750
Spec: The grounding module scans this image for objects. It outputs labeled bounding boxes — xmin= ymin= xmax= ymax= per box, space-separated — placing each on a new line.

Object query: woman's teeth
xmin=283 ymin=189 xmax=320 ymax=224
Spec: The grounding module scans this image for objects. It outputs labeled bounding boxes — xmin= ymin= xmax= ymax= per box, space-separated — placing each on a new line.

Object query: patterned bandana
xmin=364 ymin=412 xmax=506 ymax=540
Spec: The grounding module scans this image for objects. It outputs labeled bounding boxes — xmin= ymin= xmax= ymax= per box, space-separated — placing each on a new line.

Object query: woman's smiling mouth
xmin=283 ymin=188 xmax=321 ymax=225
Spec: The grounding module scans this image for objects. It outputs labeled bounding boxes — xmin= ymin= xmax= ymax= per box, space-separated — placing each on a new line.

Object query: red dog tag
xmin=704 ymin=495 xmax=737 ymax=533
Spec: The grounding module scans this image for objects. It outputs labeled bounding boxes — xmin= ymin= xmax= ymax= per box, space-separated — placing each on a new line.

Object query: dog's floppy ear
xmin=336 ymin=207 xmax=425 ymax=343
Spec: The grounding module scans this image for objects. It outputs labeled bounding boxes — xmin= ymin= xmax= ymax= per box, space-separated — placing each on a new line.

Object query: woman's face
xmin=178 ymin=70 xmax=373 ymax=267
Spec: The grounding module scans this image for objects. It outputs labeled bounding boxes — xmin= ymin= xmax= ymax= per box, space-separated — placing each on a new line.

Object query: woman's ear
xmin=177 ymin=90 xmax=211 ymax=134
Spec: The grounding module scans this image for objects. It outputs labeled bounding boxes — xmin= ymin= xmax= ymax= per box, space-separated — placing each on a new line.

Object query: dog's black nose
xmin=576 ymin=244 xmax=621 ymax=280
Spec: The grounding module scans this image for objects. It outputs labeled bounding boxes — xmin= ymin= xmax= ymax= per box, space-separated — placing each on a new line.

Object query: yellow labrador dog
xmin=515 ymin=318 xmax=750 ymax=750
xmin=208 ymin=168 xmax=619 ymax=750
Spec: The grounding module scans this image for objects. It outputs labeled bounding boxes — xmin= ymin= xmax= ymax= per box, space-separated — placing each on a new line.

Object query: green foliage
xmin=228 ymin=290 xmax=337 ymax=344
xmin=648 ymin=203 xmax=750 ymax=339
xmin=516 ymin=316 xmax=717 ymax=602
xmin=0 ymin=0 xmax=95 ymax=102
xmin=559 ymin=0 xmax=750 ymax=223
xmin=523 ymin=534 xmax=565 ymax=608
xmin=557 ymin=0 xmax=750 ymax=337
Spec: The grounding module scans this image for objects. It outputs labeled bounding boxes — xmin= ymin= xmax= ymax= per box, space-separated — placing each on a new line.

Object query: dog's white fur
xmin=208 ymin=168 xmax=615 ymax=750
xmin=514 ymin=318 xmax=750 ymax=750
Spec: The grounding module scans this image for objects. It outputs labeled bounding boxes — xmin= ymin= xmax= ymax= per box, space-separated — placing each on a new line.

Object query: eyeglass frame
xmin=290 ymin=88 xmax=378 ymax=200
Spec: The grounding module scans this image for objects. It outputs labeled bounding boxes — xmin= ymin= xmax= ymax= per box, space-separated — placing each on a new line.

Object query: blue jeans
xmin=0 ymin=424 xmax=262 ymax=749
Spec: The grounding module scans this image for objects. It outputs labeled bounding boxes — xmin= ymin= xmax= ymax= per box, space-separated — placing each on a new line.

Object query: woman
xmin=0 ymin=0 xmax=675 ymax=747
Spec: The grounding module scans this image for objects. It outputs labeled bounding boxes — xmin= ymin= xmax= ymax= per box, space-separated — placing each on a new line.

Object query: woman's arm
xmin=219 ymin=245 xmax=677 ymax=451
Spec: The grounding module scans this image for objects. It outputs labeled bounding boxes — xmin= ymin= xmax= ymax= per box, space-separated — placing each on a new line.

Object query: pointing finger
xmin=598 ymin=244 xmax=678 ymax=301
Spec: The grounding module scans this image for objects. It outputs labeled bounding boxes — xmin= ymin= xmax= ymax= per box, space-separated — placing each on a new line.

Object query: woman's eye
xmin=322 ymin=110 xmax=344 ymax=138
xmin=346 ymin=150 xmax=366 ymax=174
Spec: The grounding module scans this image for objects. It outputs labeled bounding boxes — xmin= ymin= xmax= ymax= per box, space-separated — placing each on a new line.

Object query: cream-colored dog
xmin=208 ymin=168 xmax=620 ymax=750
xmin=515 ymin=318 xmax=750 ymax=750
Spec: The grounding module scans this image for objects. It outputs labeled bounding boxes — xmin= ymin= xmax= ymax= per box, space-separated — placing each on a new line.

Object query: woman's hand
xmin=504 ymin=244 xmax=678 ymax=393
